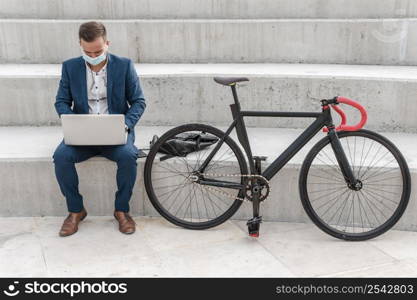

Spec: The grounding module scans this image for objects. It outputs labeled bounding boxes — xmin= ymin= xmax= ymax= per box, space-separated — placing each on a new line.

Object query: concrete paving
xmin=1 ymin=63 xmax=417 ymax=132
xmin=1 ymin=0 xmax=417 ymax=19
xmin=1 ymin=216 xmax=417 ymax=277
xmin=1 ymin=18 xmax=416 ymax=65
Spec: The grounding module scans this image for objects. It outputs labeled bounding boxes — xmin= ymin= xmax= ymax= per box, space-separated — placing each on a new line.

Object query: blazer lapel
xmin=106 ymin=53 xmax=114 ymax=113
xmin=77 ymin=57 xmax=89 ymax=113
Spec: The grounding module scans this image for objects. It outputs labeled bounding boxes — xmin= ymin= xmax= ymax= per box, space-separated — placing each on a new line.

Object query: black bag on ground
xmin=150 ymin=132 xmax=219 ymax=160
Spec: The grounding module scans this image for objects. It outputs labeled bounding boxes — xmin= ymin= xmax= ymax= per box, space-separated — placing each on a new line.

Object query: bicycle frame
xmin=197 ymin=85 xmax=357 ymax=189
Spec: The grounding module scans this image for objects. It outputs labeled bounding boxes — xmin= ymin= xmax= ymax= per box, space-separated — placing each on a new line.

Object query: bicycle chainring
xmin=244 ymin=176 xmax=270 ymax=202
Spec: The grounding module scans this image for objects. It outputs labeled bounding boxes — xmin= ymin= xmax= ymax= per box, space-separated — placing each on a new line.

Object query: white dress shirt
xmin=85 ymin=59 xmax=129 ymax=132
xmin=85 ymin=60 xmax=108 ymax=115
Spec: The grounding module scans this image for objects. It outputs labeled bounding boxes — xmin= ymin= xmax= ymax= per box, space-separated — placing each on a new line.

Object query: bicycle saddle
xmin=213 ymin=77 xmax=249 ymax=86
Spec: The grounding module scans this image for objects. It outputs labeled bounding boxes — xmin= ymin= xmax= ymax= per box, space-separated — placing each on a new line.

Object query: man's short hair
xmin=79 ymin=21 xmax=107 ymax=42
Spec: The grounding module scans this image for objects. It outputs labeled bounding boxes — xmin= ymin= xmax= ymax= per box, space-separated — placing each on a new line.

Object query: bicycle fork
xmin=327 ymin=129 xmax=359 ymax=188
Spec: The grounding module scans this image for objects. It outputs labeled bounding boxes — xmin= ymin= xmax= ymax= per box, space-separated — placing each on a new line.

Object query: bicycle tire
xmin=144 ymin=123 xmax=249 ymax=230
xmin=299 ymin=129 xmax=411 ymax=241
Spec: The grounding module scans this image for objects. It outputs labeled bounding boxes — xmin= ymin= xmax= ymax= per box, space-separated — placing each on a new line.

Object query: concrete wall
xmin=1 ymin=0 xmax=416 ymax=19
xmin=0 ymin=19 xmax=416 ymax=65
xmin=1 ymin=67 xmax=417 ymax=132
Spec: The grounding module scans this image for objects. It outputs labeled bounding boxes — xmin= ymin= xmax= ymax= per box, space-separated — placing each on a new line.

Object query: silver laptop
xmin=61 ymin=114 xmax=127 ymax=145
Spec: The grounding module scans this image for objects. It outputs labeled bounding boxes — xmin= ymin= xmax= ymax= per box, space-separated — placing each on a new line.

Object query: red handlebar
xmin=323 ymin=96 xmax=367 ymax=132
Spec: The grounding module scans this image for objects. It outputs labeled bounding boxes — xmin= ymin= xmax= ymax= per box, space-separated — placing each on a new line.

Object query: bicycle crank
xmin=188 ymin=172 xmax=270 ymax=238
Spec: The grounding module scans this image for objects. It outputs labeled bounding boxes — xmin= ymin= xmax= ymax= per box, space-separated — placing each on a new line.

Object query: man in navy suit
xmin=52 ymin=21 xmax=146 ymax=237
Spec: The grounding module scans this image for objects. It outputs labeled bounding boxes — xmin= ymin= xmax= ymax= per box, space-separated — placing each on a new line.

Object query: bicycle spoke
xmin=148 ymin=127 xmax=245 ymax=226
xmin=197 ymin=183 xmax=211 ymax=221
xmin=309 ymin=171 xmax=345 ymax=183
xmin=174 ymin=186 xmax=194 ymax=217
xmin=199 ymin=185 xmax=232 ymax=215
xmin=328 ymin=191 xmax=350 ymax=226
xmin=357 ymin=139 xmax=376 ymax=178
xmin=158 ymin=182 xmax=193 ymax=213
xmin=361 ymin=159 xmax=397 ymax=181
xmin=316 ymin=151 xmax=346 ymax=181
xmin=313 ymin=187 xmax=348 ymax=212
xmin=303 ymin=132 xmax=408 ymax=238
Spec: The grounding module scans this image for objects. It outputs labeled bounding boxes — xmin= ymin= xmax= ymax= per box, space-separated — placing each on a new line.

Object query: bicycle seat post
xmin=230 ymin=84 xmax=240 ymax=106
xmin=253 ymin=156 xmax=267 ymax=175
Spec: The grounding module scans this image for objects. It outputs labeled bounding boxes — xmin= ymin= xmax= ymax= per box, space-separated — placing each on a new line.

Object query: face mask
xmin=81 ymin=46 xmax=108 ymax=65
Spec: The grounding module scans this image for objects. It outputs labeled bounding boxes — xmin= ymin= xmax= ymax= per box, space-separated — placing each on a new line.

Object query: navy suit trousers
xmin=52 ymin=131 xmax=139 ymax=213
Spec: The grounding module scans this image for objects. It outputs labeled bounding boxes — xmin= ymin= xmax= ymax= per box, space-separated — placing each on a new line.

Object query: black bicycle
xmin=144 ymin=77 xmax=411 ymax=241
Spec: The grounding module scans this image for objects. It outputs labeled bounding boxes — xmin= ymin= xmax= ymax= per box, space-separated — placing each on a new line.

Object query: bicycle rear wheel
xmin=144 ymin=123 xmax=248 ymax=229
xmin=299 ymin=129 xmax=411 ymax=241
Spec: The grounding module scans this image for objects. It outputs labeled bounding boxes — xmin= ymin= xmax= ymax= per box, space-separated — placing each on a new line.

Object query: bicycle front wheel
xmin=299 ymin=129 xmax=411 ymax=241
xmin=144 ymin=123 xmax=248 ymax=230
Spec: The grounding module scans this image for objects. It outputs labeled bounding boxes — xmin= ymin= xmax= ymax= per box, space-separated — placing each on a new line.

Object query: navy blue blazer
xmin=54 ymin=52 xmax=146 ymax=139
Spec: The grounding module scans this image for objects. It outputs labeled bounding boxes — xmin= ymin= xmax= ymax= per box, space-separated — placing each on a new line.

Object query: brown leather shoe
xmin=114 ymin=211 xmax=136 ymax=234
xmin=59 ymin=208 xmax=87 ymax=237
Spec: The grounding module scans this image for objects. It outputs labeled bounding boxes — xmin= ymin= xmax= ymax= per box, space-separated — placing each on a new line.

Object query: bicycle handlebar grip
xmin=323 ymin=96 xmax=368 ymax=132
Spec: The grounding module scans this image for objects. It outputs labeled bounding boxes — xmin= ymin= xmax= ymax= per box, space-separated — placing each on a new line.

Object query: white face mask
xmin=81 ymin=45 xmax=108 ymax=65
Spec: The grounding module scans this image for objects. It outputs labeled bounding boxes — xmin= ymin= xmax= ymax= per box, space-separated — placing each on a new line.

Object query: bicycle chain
xmin=190 ymin=173 xmax=270 ymax=203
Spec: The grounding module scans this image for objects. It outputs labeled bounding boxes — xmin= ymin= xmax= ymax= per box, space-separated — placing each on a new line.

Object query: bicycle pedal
xmin=246 ymin=216 xmax=262 ymax=238
xmin=249 ymin=232 xmax=260 ymax=238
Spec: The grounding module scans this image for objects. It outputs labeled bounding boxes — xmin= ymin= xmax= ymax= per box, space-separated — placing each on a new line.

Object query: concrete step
xmin=0 ymin=63 xmax=417 ymax=133
xmin=0 ymin=125 xmax=416 ymax=232
xmin=0 ymin=19 xmax=416 ymax=65
xmin=1 ymin=0 xmax=416 ymax=19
